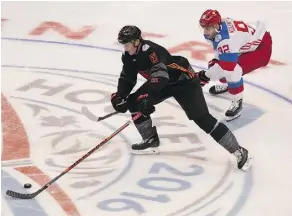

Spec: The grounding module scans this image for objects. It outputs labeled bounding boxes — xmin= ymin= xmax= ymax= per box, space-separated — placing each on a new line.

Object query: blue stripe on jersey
xmin=228 ymin=78 xmax=244 ymax=88
xmin=219 ymin=53 xmax=239 ymax=62
xmin=212 ymin=21 xmax=230 ymax=50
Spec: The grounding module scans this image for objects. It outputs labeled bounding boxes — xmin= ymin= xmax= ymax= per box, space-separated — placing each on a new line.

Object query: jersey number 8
xmin=234 ymin=21 xmax=255 ymax=35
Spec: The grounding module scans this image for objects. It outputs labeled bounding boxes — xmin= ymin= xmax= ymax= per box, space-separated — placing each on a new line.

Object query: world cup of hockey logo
xmin=2 ymin=65 xmax=263 ymax=216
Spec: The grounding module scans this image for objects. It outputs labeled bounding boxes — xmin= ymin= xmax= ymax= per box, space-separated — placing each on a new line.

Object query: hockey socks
xmin=210 ymin=122 xmax=239 ymax=153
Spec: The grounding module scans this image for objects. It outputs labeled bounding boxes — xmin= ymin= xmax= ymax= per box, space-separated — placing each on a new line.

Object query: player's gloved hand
xmin=196 ymin=70 xmax=210 ymax=87
xmin=137 ymin=93 xmax=155 ymax=116
xmin=208 ymin=58 xmax=219 ymax=69
xmin=111 ymin=93 xmax=128 ymax=113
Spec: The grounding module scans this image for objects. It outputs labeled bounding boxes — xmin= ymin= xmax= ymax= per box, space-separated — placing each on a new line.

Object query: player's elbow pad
xmin=146 ymin=76 xmax=169 ymax=92
xmin=148 ymin=63 xmax=169 ymax=91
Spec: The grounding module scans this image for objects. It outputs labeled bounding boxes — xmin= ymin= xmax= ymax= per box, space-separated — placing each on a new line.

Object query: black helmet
xmin=118 ymin=25 xmax=142 ymax=44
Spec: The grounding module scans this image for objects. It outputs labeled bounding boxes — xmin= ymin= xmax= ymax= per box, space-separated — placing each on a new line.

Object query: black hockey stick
xmin=6 ymin=112 xmax=142 ymax=199
xmin=81 ymin=106 xmax=118 ymax=122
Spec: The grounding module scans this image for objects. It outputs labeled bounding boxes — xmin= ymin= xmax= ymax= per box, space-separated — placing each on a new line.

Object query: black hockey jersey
xmin=117 ymin=39 xmax=196 ymax=98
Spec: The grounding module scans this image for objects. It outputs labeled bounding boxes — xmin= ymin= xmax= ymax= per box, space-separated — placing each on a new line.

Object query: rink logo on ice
xmin=4 ymin=66 xmax=263 ymax=216
xmin=11 ymin=76 xmax=127 ymax=194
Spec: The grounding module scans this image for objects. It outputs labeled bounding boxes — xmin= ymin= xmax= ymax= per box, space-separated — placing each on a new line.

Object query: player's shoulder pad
xmin=217 ymin=21 xmax=231 ymax=41
xmin=142 ymin=44 xmax=150 ymax=52
xmin=141 ymin=40 xmax=158 ymax=53
xmin=212 ymin=21 xmax=233 ymax=49
xmin=223 ymin=18 xmax=237 ymax=35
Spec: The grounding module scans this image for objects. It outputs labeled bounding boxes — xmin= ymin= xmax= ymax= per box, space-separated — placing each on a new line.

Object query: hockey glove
xmin=111 ymin=93 xmax=128 ymax=113
xmin=196 ymin=70 xmax=210 ymax=87
xmin=137 ymin=93 xmax=155 ymax=116
xmin=208 ymin=58 xmax=218 ymax=69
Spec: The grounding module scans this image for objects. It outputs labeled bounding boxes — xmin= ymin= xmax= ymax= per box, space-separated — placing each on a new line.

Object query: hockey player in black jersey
xmin=111 ymin=25 xmax=252 ymax=171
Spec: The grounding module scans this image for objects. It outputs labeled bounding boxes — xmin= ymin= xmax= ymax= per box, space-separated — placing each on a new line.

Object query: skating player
xmin=197 ymin=9 xmax=272 ymax=121
xmin=110 ymin=25 xmax=252 ymax=171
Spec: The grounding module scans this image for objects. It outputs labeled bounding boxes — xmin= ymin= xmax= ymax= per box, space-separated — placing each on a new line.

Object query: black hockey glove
xmin=196 ymin=70 xmax=210 ymax=87
xmin=111 ymin=93 xmax=128 ymax=113
xmin=137 ymin=93 xmax=155 ymax=116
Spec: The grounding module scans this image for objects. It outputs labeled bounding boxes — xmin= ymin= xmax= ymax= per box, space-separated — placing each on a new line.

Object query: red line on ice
xmin=1 ymin=94 xmax=81 ymax=216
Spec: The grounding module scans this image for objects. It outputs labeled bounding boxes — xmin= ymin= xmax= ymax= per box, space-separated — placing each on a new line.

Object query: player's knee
xmin=194 ymin=114 xmax=217 ymax=133
xmin=127 ymin=94 xmax=138 ymax=113
xmin=194 ymin=114 xmax=232 ymax=143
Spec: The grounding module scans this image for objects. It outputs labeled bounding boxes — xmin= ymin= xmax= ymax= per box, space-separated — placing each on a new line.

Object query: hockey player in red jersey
xmin=197 ymin=9 xmax=272 ymax=121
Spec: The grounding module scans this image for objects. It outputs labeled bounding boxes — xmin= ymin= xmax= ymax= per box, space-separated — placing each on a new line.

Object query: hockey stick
xmin=81 ymin=106 xmax=118 ymax=122
xmin=6 ymin=112 xmax=142 ymax=199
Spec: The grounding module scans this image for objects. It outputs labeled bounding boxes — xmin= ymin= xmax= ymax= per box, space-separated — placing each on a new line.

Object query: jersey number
xmin=149 ymin=52 xmax=159 ymax=64
xmin=234 ymin=21 xmax=255 ymax=35
xmin=218 ymin=44 xmax=230 ymax=54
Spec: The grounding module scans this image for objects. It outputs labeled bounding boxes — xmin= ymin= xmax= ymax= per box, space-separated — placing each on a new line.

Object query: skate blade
xmin=240 ymin=155 xmax=253 ymax=172
xmin=131 ymin=147 xmax=160 ymax=155
xmin=209 ymin=88 xmax=228 ymax=95
xmin=210 ymin=90 xmax=228 ymax=95
xmin=226 ymin=112 xmax=241 ymax=122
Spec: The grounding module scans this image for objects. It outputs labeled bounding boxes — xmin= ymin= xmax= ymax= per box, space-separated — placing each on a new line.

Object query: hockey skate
xmin=209 ymin=84 xmax=228 ymax=95
xmin=131 ymin=130 xmax=160 ymax=155
xmin=225 ymin=99 xmax=243 ymax=121
xmin=233 ymin=146 xmax=253 ymax=171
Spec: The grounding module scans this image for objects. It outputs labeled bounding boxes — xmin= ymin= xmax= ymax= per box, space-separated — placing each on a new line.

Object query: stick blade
xmin=81 ymin=106 xmax=118 ymax=122
xmin=81 ymin=106 xmax=99 ymax=121
xmin=6 ymin=190 xmax=35 ymax=199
